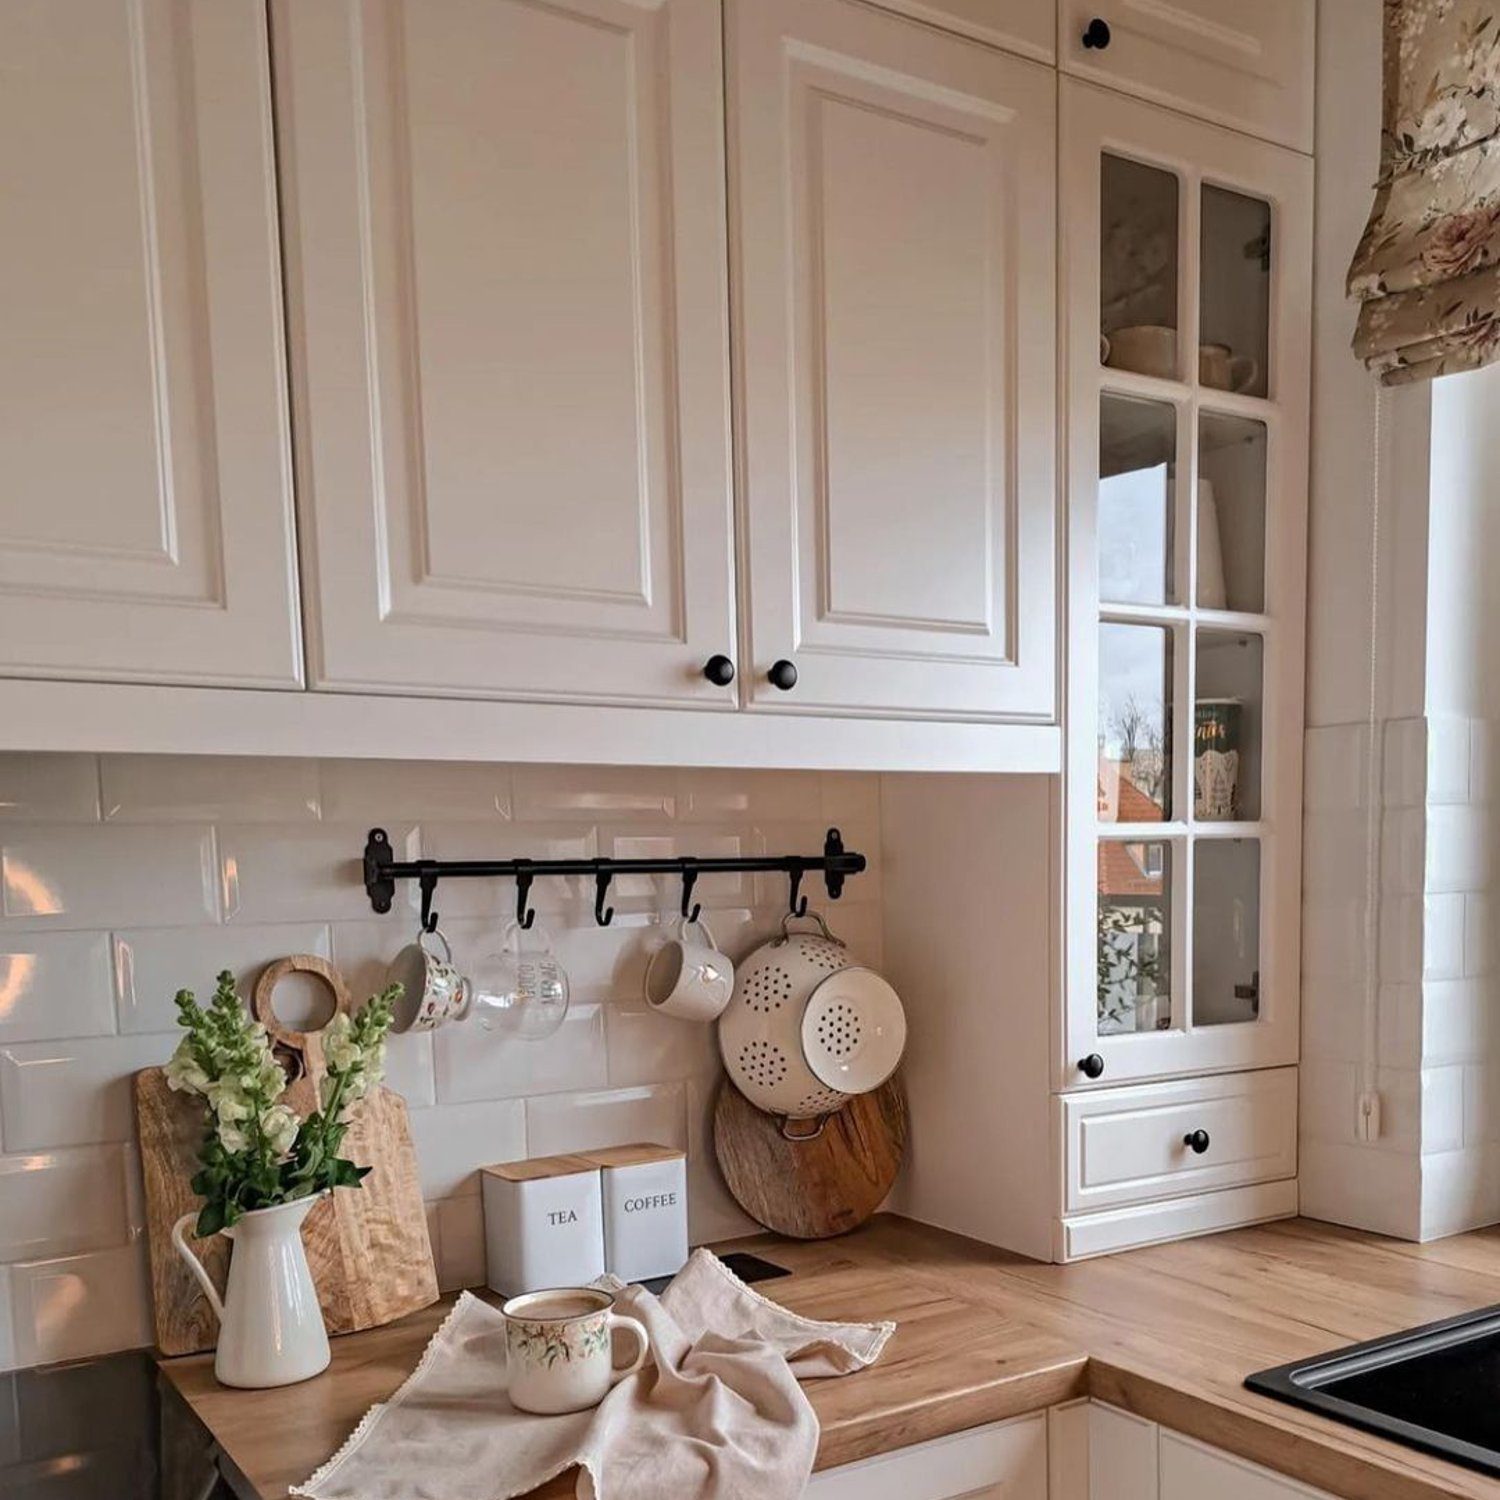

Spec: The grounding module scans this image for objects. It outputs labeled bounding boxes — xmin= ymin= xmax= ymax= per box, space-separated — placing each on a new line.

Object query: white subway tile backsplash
xmin=1470 ymin=719 xmax=1496 ymax=804
xmin=513 ymin=765 xmax=675 ymax=822
xmin=407 ymin=1099 xmax=526 ymax=1199
xmin=1382 ymin=718 xmax=1425 ymax=808
xmin=1421 ymin=1145 xmax=1500 ymax=1239
xmin=382 ymin=1031 xmax=436 ymax=1109
xmin=525 ymin=1083 xmax=687 ymax=1158
xmin=1377 ymin=982 xmax=1421 ymax=1067
xmin=1426 ymin=804 xmax=1492 ymax=893
xmin=605 ymin=1004 xmax=718 ymax=1089
xmin=0 ymin=1034 xmax=172 ymax=1150
xmin=433 ymin=1003 xmax=607 ymax=1104
xmin=0 ymin=756 xmax=889 ymax=1365
xmin=7 ymin=1244 xmax=151 ymax=1367
xmin=1421 ymin=1066 xmax=1464 ymax=1154
xmin=1 ymin=826 xmax=217 ymax=928
xmin=1422 ymin=978 xmax=1491 ymax=1063
xmin=676 ymin=769 xmax=822 ymax=824
xmin=1424 ymin=894 xmax=1466 ymax=980
xmin=0 ymin=1146 xmax=133 ymax=1261
xmin=319 ymin=760 xmax=512 ymax=824
xmin=1297 ymin=1057 xmax=1358 ymax=1146
xmin=1462 ymin=1062 xmax=1500 ymax=1147
xmin=1378 ymin=807 xmax=1425 ymax=896
xmin=219 ymin=823 xmax=417 ymax=925
xmin=0 ymin=933 xmax=113 ymax=1045
xmin=1465 ymin=892 xmax=1499 ymax=977
xmin=1303 ymin=724 xmax=1372 ymax=812
xmin=435 ymin=1196 xmax=486 ymax=1293
xmin=113 ymin=922 xmax=332 ymax=1033
xmin=1301 ymin=896 xmax=1366 ymax=980
xmin=1304 ymin=810 xmax=1376 ymax=896
xmin=100 ymin=756 xmax=321 ymax=823
xmin=0 ymin=756 xmax=99 ymax=824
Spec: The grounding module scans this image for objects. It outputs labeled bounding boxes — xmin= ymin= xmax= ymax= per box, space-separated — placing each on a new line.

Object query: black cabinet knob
xmin=1082 ymin=16 xmax=1111 ymax=48
xmin=1184 ymin=1129 xmax=1211 ymax=1155
xmin=703 ymin=654 xmax=736 ymax=686
xmin=1078 ymin=1053 xmax=1105 ymax=1079
xmin=768 ymin=659 xmax=798 ymax=691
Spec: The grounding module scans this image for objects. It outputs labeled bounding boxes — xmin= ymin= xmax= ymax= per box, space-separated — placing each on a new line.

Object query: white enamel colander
xmin=717 ymin=912 xmax=906 ymax=1132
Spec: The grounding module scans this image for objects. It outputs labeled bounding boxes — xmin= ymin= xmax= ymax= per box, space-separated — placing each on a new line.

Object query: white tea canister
xmin=481 ymin=1153 xmax=606 ymax=1296
xmin=587 ymin=1143 xmax=688 ymax=1283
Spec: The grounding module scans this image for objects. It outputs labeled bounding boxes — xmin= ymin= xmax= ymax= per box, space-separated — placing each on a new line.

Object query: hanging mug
xmin=386 ymin=926 xmax=472 ymax=1033
xmin=471 ymin=921 xmax=571 ymax=1040
xmin=645 ymin=915 xmax=735 ymax=1022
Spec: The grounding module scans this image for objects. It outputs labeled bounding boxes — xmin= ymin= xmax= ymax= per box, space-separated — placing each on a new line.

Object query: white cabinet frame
xmin=1060 ymin=82 xmax=1311 ymax=1087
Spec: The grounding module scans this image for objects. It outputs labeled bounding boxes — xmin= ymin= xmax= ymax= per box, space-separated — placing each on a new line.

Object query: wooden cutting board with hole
xmin=713 ymin=1073 xmax=907 ymax=1239
xmin=135 ymin=954 xmax=438 ymax=1356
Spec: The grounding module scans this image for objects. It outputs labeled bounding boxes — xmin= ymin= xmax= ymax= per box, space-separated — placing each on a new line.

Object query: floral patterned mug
xmin=502 ymin=1287 xmax=650 ymax=1414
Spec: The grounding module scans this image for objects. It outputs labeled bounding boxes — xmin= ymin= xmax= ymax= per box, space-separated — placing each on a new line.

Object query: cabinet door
xmin=730 ymin=0 xmax=1056 ymax=720
xmin=1160 ymin=1431 xmax=1335 ymax=1500
xmin=804 ymin=1414 xmax=1047 ymax=1499
xmin=0 ymin=0 xmax=302 ymax=687
xmin=275 ymin=0 xmax=736 ymax=706
xmin=1059 ymin=2 xmax=1314 ymax=155
xmin=864 ymin=0 xmax=1054 ymax=62
xmin=1061 ymin=83 xmax=1311 ymax=1087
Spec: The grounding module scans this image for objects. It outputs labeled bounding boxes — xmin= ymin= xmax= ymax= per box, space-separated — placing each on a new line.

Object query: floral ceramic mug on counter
xmin=502 ymin=1287 xmax=650 ymax=1414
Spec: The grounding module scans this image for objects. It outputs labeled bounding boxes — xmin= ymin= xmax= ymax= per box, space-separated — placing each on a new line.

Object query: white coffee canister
xmin=587 ymin=1143 xmax=688 ymax=1283
xmin=481 ymin=1153 xmax=606 ymax=1296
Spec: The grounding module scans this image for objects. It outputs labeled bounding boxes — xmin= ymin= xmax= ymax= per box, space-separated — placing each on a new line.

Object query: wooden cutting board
xmin=136 ymin=954 xmax=438 ymax=1356
xmin=713 ymin=1073 xmax=907 ymax=1240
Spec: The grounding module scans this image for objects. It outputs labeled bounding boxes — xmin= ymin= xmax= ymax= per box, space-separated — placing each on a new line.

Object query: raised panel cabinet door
xmin=862 ymin=0 xmax=1054 ymax=62
xmin=0 ymin=0 xmax=302 ymax=686
xmin=275 ymin=0 xmax=737 ymax=705
xmin=730 ymin=0 xmax=1057 ymax=720
xmin=1059 ymin=1 xmax=1315 ymax=155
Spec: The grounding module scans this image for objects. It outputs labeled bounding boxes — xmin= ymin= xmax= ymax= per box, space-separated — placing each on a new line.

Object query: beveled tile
xmin=420 ymin=824 xmax=597 ymax=918
xmin=820 ymin=772 xmax=881 ymax=827
xmin=0 ymin=826 xmax=217 ymax=928
xmin=604 ymin=1004 xmax=717 ymax=1088
xmin=319 ymin=760 xmax=512 ymax=824
xmin=0 ymin=932 xmax=113 ymax=1045
xmin=407 ymin=1098 xmax=525 ymax=1199
xmin=603 ymin=828 xmax=751 ymax=908
xmin=685 ymin=1074 xmax=756 ymax=1246
xmin=0 ymin=1146 xmax=133 ymax=1260
xmin=434 ymin=1004 xmax=606 ymax=1104
xmin=436 ymin=1196 xmax=485 ymax=1292
xmin=525 ymin=1082 xmax=687 ymax=1157
xmin=381 ymin=1031 xmax=436 ymax=1109
xmin=113 ymin=922 xmax=332 ymax=1033
xmin=512 ymin=765 xmax=675 ymax=822
xmin=7 ymin=1244 xmax=151 ymax=1366
xmin=0 ymin=756 xmax=100 ymax=824
xmin=0 ymin=1268 xmax=13 ymax=1373
xmin=218 ymin=823 xmax=417 ymax=925
xmin=100 ymin=756 xmax=321 ymax=823
xmin=0 ymin=1034 xmax=173 ymax=1150
xmin=675 ymin=769 xmax=822 ymax=824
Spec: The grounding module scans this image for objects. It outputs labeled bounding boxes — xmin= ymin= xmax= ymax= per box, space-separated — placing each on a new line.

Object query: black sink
xmin=1247 ymin=1303 xmax=1500 ymax=1477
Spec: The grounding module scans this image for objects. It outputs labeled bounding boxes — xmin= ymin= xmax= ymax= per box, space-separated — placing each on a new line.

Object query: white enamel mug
xmin=644 ymin=915 xmax=735 ymax=1022
xmin=503 ymin=1287 xmax=649 ymax=1415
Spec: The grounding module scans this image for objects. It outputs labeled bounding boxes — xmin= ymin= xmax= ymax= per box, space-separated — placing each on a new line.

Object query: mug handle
xmin=172 ymin=1212 xmax=225 ymax=1325
xmin=1230 ymin=355 xmax=1259 ymax=393
xmin=606 ymin=1312 xmax=650 ymax=1386
xmin=1099 ymin=333 xmax=1112 ymax=366
xmin=679 ymin=913 xmax=718 ymax=950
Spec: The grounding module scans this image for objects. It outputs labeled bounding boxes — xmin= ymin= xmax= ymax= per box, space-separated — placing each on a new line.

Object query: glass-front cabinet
xmin=1062 ymin=81 xmax=1312 ymax=1085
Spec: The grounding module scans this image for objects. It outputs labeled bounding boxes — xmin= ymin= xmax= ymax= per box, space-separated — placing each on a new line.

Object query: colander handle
xmin=777 ymin=910 xmax=843 ymax=946
xmin=779 ymin=1115 xmax=828 ymax=1141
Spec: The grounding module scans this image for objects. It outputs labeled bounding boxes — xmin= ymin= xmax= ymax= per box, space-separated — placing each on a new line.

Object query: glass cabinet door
xmin=1062 ymin=80 xmax=1311 ymax=1085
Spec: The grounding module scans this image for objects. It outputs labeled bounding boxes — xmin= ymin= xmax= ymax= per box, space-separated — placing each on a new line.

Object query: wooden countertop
xmin=160 ymin=1214 xmax=1500 ymax=1500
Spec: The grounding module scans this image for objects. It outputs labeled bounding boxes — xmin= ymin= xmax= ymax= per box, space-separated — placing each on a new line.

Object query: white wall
xmin=0 ymin=753 xmax=884 ymax=1370
xmin=1300 ymin=0 xmax=1500 ymax=1241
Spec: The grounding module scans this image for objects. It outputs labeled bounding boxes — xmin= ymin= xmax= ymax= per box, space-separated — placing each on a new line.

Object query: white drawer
xmin=865 ymin=0 xmax=1054 ymax=63
xmin=1061 ymin=1068 xmax=1297 ymax=1215
xmin=1058 ymin=1 xmax=1314 ymax=154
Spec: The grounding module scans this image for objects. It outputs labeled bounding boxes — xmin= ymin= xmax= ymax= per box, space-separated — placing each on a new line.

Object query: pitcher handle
xmin=172 ymin=1212 xmax=224 ymax=1324
xmin=606 ymin=1312 xmax=650 ymax=1387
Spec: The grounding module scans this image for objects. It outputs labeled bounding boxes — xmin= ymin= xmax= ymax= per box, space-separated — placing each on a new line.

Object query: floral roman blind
xmin=1350 ymin=1 xmax=1500 ymax=384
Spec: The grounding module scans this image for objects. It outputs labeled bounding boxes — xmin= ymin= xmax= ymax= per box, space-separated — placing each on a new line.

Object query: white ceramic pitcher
xmin=172 ymin=1197 xmax=331 ymax=1388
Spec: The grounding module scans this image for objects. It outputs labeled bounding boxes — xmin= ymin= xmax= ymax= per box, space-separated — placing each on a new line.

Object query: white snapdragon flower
xmin=164 ymin=1039 xmax=210 ymax=1096
xmin=218 ymin=1118 xmax=250 ymax=1154
xmin=324 ymin=1012 xmax=360 ymax=1073
xmin=260 ymin=1103 xmax=300 ymax=1157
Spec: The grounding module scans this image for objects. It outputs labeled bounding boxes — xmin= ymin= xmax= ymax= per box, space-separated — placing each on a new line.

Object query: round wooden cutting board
xmin=712 ymin=1074 xmax=907 ymax=1239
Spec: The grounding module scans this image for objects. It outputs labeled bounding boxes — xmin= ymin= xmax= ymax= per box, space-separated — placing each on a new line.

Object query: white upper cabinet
xmin=729 ymin=0 xmax=1058 ymax=720
xmin=0 ymin=0 xmax=302 ymax=687
xmin=274 ymin=0 xmax=737 ymax=706
xmin=1059 ymin=2 xmax=1315 ymax=155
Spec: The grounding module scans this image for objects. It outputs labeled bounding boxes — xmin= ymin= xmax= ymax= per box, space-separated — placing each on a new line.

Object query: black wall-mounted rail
xmin=362 ymin=826 xmax=866 ymax=932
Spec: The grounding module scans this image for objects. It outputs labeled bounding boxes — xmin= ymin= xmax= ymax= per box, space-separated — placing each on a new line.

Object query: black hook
xmin=787 ymin=865 xmax=808 ymax=919
xmin=515 ymin=865 xmax=536 ymax=931
xmin=680 ymin=864 xmax=702 ymax=924
xmin=418 ymin=869 xmax=440 ymax=934
xmin=594 ymin=869 xmax=615 ymax=927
